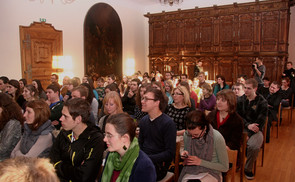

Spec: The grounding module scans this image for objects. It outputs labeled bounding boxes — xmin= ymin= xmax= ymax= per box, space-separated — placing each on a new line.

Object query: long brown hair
xmin=0 ymin=93 xmax=24 ymax=131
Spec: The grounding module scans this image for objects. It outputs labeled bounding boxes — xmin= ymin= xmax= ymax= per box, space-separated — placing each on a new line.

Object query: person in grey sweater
xmin=0 ymin=93 xmax=24 ymax=161
xmin=11 ymin=100 xmax=54 ymax=158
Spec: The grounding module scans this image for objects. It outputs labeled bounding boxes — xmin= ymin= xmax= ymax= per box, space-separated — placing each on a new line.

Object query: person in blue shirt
xmin=139 ymin=87 xmax=176 ymax=181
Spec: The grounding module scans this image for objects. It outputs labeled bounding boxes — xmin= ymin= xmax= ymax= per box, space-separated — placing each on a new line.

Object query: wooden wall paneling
xmin=153 ymin=57 xmax=165 ymax=74
xmin=167 ymin=57 xmax=180 ymax=75
xmin=253 ymin=11 xmax=261 ymax=52
xmin=200 ymin=17 xmax=214 ymax=52
xmin=183 ymin=18 xmax=197 ymax=53
xmin=213 ymin=16 xmax=219 ymax=53
xmin=238 ymin=13 xmax=255 ymax=52
xmin=200 ymin=57 xmax=215 ymax=80
xmin=263 ymin=57 xmax=278 ymax=81
xmin=215 ymin=57 xmax=235 ymax=85
xmin=167 ymin=18 xmax=180 ymax=54
xmin=219 ymin=15 xmax=235 ymax=52
xmin=145 ymin=0 xmax=290 ymax=84
xmin=237 ymin=57 xmax=253 ymax=80
xmin=278 ymin=9 xmax=289 ymax=52
xmin=152 ymin=21 xmax=166 ymax=54
xmin=183 ymin=57 xmax=197 ymax=79
xmin=261 ymin=11 xmax=279 ymax=52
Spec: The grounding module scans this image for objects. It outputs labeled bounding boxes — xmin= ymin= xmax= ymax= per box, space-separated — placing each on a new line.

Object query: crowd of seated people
xmin=0 ymin=60 xmax=295 ymax=181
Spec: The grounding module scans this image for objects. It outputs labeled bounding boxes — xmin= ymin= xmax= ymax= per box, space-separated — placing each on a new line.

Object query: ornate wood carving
xmin=145 ymin=0 xmax=290 ymax=83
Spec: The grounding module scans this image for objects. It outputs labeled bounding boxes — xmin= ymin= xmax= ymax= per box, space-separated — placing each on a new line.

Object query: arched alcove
xmin=84 ymin=3 xmax=122 ymax=79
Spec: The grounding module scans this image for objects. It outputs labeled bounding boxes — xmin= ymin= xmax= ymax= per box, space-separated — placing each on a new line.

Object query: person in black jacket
xmin=266 ymin=81 xmax=282 ymax=143
xmin=122 ymin=78 xmax=141 ymax=116
xmin=50 ymin=98 xmax=104 ymax=182
xmin=236 ymin=78 xmax=268 ymax=180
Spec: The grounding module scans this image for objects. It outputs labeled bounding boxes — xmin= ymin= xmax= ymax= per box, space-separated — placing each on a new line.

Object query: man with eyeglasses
xmin=236 ymin=78 xmax=268 ymax=180
xmin=50 ymin=98 xmax=104 ymax=182
xmin=138 ymin=87 xmax=176 ymax=181
xmin=122 ymin=78 xmax=141 ymax=115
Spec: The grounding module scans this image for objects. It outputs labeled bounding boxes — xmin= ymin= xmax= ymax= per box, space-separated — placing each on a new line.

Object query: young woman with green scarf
xmin=101 ymin=113 xmax=156 ymax=182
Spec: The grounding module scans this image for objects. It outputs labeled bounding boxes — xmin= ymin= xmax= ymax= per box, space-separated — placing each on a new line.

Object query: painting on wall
xmin=84 ymin=3 xmax=122 ymax=80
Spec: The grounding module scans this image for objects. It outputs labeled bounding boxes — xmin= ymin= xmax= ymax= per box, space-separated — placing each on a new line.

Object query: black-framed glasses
xmin=141 ymin=97 xmax=157 ymax=102
xmin=187 ymin=129 xmax=205 ymax=139
xmin=172 ymin=92 xmax=184 ymax=96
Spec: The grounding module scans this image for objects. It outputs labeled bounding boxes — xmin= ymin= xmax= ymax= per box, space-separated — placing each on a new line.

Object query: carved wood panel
xmin=261 ymin=11 xmax=279 ymax=51
xmin=146 ymin=0 xmax=290 ymax=83
xmin=200 ymin=17 xmax=214 ymax=52
xmin=239 ymin=13 xmax=254 ymax=52
xmin=219 ymin=15 xmax=235 ymax=52
xmin=19 ymin=22 xmax=62 ymax=88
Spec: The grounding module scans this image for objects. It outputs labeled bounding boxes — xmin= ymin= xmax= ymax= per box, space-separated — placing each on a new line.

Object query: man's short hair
xmin=131 ymin=78 xmax=141 ymax=86
xmin=238 ymin=74 xmax=247 ymax=80
xmin=198 ymin=72 xmax=205 ymax=76
xmin=271 ymin=81 xmax=281 ymax=88
xmin=51 ymin=74 xmax=59 ymax=80
xmin=234 ymin=82 xmax=245 ymax=88
xmin=46 ymin=83 xmax=60 ymax=95
xmin=144 ymin=87 xmax=168 ymax=112
xmin=72 ymin=85 xmax=88 ymax=98
xmin=262 ymin=77 xmax=270 ymax=81
xmin=286 ymin=61 xmax=293 ymax=65
xmin=245 ymin=78 xmax=258 ymax=89
xmin=181 ymin=74 xmax=188 ymax=78
xmin=107 ymin=74 xmax=116 ymax=81
xmin=0 ymin=157 xmax=59 ymax=182
xmin=0 ymin=76 xmax=9 ymax=84
xmin=64 ymin=98 xmax=90 ymax=123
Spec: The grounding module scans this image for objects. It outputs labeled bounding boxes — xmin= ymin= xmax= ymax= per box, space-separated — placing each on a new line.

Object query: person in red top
xmin=206 ymin=89 xmax=243 ymax=150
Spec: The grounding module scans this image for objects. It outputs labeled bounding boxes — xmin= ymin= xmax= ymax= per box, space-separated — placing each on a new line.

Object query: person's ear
xmin=122 ymin=133 xmax=130 ymax=143
xmin=75 ymin=115 xmax=82 ymax=124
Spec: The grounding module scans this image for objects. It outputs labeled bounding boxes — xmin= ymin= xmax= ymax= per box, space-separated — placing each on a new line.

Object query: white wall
xmin=0 ymin=0 xmax=148 ymax=80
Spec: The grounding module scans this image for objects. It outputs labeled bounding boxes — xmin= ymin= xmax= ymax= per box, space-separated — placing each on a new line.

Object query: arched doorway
xmin=84 ymin=3 xmax=122 ymax=80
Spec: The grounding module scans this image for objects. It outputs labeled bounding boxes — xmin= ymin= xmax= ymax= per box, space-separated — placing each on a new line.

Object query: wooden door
xmin=19 ymin=22 xmax=62 ymax=88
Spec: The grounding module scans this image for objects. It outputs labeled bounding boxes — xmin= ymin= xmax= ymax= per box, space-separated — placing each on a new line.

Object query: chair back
xmin=226 ymin=149 xmax=238 ymax=182
xmin=158 ymin=141 xmax=181 ymax=182
xmin=239 ymin=132 xmax=247 ymax=182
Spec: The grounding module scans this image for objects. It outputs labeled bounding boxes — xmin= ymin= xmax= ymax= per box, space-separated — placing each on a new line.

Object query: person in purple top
xmin=199 ymin=83 xmax=216 ymax=112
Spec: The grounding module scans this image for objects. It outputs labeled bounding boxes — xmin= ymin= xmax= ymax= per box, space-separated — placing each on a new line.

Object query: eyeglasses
xmin=172 ymin=92 xmax=184 ymax=96
xmin=187 ymin=129 xmax=205 ymax=139
xmin=141 ymin=97 xmax=157 ymax=102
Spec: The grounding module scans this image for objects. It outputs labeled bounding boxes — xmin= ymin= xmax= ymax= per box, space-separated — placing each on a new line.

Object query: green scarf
xmin=101 ymin=137 xmax=140 ymax=182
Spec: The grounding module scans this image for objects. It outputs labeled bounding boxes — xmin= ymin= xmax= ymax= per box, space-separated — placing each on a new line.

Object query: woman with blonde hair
xmin=164 ymin=80 xmax=174 ymax=104
xmin=98 ymin=91 xmax=123 ymax=133
xmin=166 ymin=85 xmax=192 ymax=136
